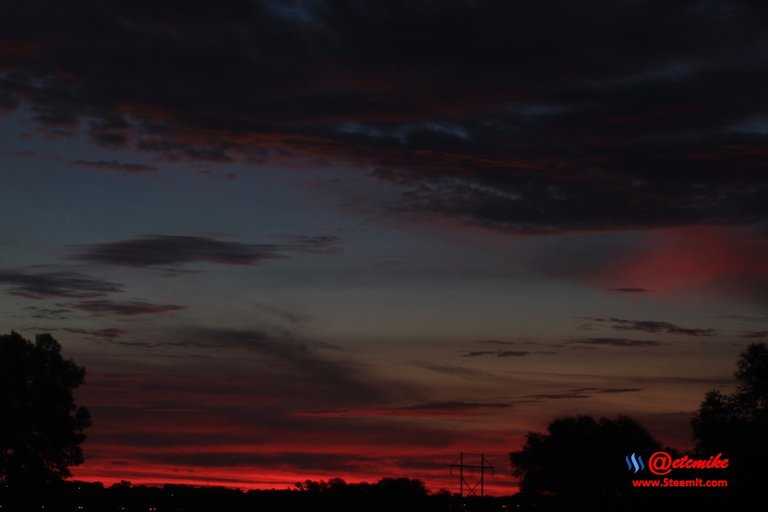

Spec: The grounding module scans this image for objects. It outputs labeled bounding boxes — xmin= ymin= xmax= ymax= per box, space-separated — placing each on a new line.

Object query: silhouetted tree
xmin=371 ymin=477 xmax=428 ymax=502
xmin=0 ymin=332 xmax=90 ymax=487
xmin=510 ymin=415 xmax=660 ymax=502
xmin=691 ymin=342 xmax=768 ymax=495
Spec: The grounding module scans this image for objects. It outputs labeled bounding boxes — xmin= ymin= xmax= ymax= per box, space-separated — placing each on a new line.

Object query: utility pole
xmin=450 ymin=453 xmax=494 ymax=497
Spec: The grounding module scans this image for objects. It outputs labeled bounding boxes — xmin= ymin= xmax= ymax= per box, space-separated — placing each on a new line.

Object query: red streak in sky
xmin=599 ymin=226 xmax=768 ymax=295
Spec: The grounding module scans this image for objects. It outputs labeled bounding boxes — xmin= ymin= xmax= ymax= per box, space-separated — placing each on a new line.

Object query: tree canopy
xmin=510 ymin=415 xmax=660 ymax=500
xmin=691 ymin=342 xmax=768 ymax=495
xmin=0 ymin=332 xmax=90 ymax=487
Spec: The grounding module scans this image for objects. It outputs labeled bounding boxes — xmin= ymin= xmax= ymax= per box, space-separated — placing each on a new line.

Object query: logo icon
xmin=626 ymin=453 xmax=645 ymax=473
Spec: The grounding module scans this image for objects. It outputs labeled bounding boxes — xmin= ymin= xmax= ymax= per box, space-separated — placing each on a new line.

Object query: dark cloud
xmin=462 ymin=351 xmax=498 ymax=357
xmin=306 ymin=401 xmax=513 ymax=418
xmin=594 ymin=387 xmax=644 ymax=394
xmin=1 ymin=1 xmax=767 ymax=232
xmin=567 ymin=337 xmax=670 ymax=348
xmin=62 ymin=327 xmax=126 ymax=339
xmin=71 ymin=234 xmax=343 ymax=268
xmin=503 ymin=368 xmax=732 ymax=388
xmin=400 ymin=401 xmax=511 ymax=411
xmin=526 ymin=392 xmax=590 ymax=400
xmin=461 ymin=349 xmax=553 ymax=358
xmin=609 ymin=288 xmax=650 ymax=293
xmin=73 ymin=235 xmax=282 ymax=267
xmin=583 ymin=317 xmax=715 ymax=336
xmin=420 ymin=364 xmax=499 ymax=380
xmin=463 ymin=340 xmax=556 ymax=357
xmin=23 ymin=326 xmax=126 ymax=339
xmin=0 ymin=269 xmax=123 ymax=298
xmin=69 ymin=159 xmax=157 ymax=173
xmin=498 ymin=350 xmax=536 ymax=357
xmin=527 ymin=387 xmax=643 ymax=400
xmin=719 ymin=315 xmax=768 ymax=323
xmin=69 ymin=299 xmax=185 ymax=316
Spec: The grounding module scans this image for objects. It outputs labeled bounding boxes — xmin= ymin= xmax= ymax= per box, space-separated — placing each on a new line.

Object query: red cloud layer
xmin=73 ymin=370 xmax=521 ymax=495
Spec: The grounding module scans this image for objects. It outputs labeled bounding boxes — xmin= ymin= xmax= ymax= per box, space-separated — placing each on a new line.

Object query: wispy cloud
xmin=303 ymin=401 xmax=513 ymax=418
xmin=250 ymin=303 xmax=309 ymax=325
xmin=582 ymin=317 xmax=715 ymax=336
xmin=102 ymin=326 xmax=403 ymax=406
xmin=740 ymin=330 xmax=768 ymax=338
xmin=527 ymin=387 xmax=643 ymax=400
xmin=419 ymin=364 xmax=499 ymax=380
xmin=23 ymin=326 xmax=126 ymax=339
xmin=462 ymin=340 xmax=556 ymax=357
xmin=69 ymin=159 xmax=157 ymax=173
xmin=476 ymin=340 xmax=541 ymax=346
xmin=462 ymin=349 xmax=555 ymax=357
xmin=69 ymin=300 xmax=185 ymax=316
xmin=22 ymin=306 xmax=72 ymax=320
xmin=719 ymin=315 xmax=768 ymax=323
xmin=0 ymin=269 xmax=123 ymax=299
xmin=567 ymin=337 xmax=671 ymax=348
xmin=61 ymin=327 xmax=126 ymax=339
xmin=462 ymin=351 xmax=498 ymax=357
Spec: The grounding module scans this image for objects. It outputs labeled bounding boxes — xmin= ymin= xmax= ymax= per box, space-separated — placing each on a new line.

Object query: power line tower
xmin=450 ymin=452 xmax=494 ymax=497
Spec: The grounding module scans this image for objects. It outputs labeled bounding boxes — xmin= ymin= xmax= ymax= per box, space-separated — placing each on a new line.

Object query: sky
xmin=1 ymin=0 xmax=768 ymax=495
